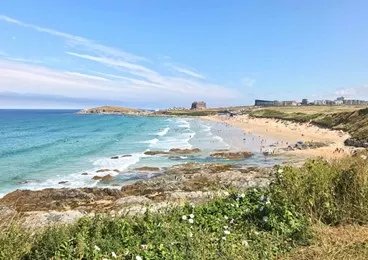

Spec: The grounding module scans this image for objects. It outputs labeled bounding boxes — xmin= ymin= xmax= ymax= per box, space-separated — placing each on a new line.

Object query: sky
xmin=0 ymin=0 xmax=367 ymax=109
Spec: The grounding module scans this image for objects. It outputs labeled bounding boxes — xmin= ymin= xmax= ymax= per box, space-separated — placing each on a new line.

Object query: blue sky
xmin=0 ymin=0 xmax=367 ymax=109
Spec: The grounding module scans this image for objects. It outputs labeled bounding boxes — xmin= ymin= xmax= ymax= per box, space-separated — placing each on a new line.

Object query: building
xmin=254 ymin=100 xmax=279 ymax=106
xmin=191 ymin=101 xmax=207 ymax=110
xmin=281 ymin=100 xmax=297 ymax=106
xmin=301 ymin=99 xmax=308 ymax=105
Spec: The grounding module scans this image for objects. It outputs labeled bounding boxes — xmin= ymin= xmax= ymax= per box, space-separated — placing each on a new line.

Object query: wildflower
xmin=222 ymin=236 xmax=226 ymax=241
xmin=224 ymin=191 xmax=230 ymax=196
xmin=230 ymin=219 xmax=234 ymax=224
xmin=242 ymin=240 xmax=249 ymax=247
xmin=224 ymin=230 xmax=231 ymax=235
xmin=223 ymin=225 xmax=229 ymax=229
xmin=361 ymin=155 xmax=367 ymax=160
xmin=136 ymin=256 xmax=143 ymax=260
xmin=111 ymin=251 xmax=117 ymax=258
xmin=278 ymin=168 xmax=283 ymax=174
xmin=188 ymin=219 xmax=194 ymax=224
xmin=263 ymin=216 xmax=269 ymax=222
xmin=260 ymin=195 xmax=265 ymax=201
xmin=189 ymin=214 xmax=194 ymax=219
xmin=188 ymin=232 xmax=193 ymax=238
xmin=102 ymin=258 xmax=109 ymax=260
xmin=240 ymin=193 xmax=245 ymax=198
xmin=224 ymin=215 xmax=229 ymax=220
xmin=266 ymin=199 xmax=271 ymax=205
xmin=260 ymin=206 xmax=264 ymax=212
xmin=231 ymin=204 xmax=235 ymax=207
xmin=141 ymin=244 xmax=148 ymax=250
xmin=94 ymin=245 xmax=101 ymax=251
xmin=182 ymin=215 xmax=187 ymax=220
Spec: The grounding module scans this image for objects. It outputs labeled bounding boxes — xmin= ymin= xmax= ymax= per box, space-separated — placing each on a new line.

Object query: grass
xmin=2 ymin=154 xmax=368 ymax=259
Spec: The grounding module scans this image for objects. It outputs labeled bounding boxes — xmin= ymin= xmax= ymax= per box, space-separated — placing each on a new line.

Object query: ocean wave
xmin=157 ymin=127 xmax=170 ymax=136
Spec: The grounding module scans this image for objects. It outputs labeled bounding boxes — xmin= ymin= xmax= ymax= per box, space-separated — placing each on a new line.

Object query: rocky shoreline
xmin=0 ymin=161 xmax=277 ymax=229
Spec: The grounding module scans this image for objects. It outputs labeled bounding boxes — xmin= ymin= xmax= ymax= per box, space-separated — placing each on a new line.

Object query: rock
xmin=121 ymin=154 xmax=132 ymax=157
xmin=344 ymin=138 xmax=368 ymax=148
xmin=0 ymin=205 xmax=16 ymax=221
xmin=134 ymin=166 xmax=160 ymax=171
xmin=113 ymin=169 xmax=120 ymax=173
xmin=168 ymin=148 xmax=201 ymax=154
xmin=210 ymin=151 xmax=253 ymax=160
xmin=81 ymin=172 xmax=88 ymax=175
xmin=21 ymin=210 xmax=85 ymax=229
xmin=144 ymin=151 xmax=169 ymax=155
xmin=58 ymin=181 xmax=69 ymax=185
xmin=96 ymin=169 xmax=111 ymax=173
xmin=144 ymin=148 xmax=201 ymax=156
xmin=0 ymin=188 xmax=124 ymax=212
xmin=111 ymin=156 xmax=119 ymax=159
xmin=114 ymin=196 xmax=151 ymax=207
xmin=92 ymin=174 xmax=114 ymax=181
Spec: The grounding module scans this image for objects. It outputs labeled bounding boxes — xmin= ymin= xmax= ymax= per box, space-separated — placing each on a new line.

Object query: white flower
xmin=188 ymin=219 xmax=194 ymax=224
xmin=224 ymin=191 xmax=230 ymax=196
xmin=94 ymin=245 xmax=101 ymax=251
xmin=278 ymin=169 xmax=284 ymax=174
xmin=188 ymin=232 xmax=193 ymax=238
xmin=260 ymin=195 xmax=265 ymax=201
xmin=112 ymin=252 xmax=117 ymax=258
xmin=260 ymin=206 xmax=264 ymax=212
xmin=102 ymin=258 xmax=109 ymax=260
xmin=231 ymin=204 xmax=235 ymax=207
xmin=223 ymin=225 xmax=228 ymax=229
xmin=266 ymin=199 xmax=271 ymax=205
xmin=136 ymin=256 xmax=143 ymax=260
xmin=224 ymin=215 xmax=229 ymax=220
xmin=141 ymin=244 xmax=148 ymax=250
xmin=230 ymin=219 xmax=234 ymax=224
xmin=189 ymin=214 xmax=194 ymax=219
xmin=242 ymin=240 xmax=249 ymax=247
xmin=224 ymin=230 xmax=231 ymax=235
xmin=222 ymin=236 xmax=226 ymax=241
xmin=361 ymin=155 xmax=367 ymax=160
xmin=240 ymin=193 xmax=245 ymax=198
xmin=263 ymin=216 xmax=269 ymax=222
xmin=182 ymin=215 xmax=187 ymax=220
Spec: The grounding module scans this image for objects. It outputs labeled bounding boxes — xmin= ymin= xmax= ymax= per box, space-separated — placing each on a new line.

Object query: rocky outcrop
xmin=144 ymin=148 xmax=201 ymax=156
xmin=111 ymin=156 xmax=119 ymax=159
xmin=210 ymin=151 xmax=253 ymax=160
xmin=344 ymin=138 xmax=368 ymax=148
xmin=134 ymin=166 xmax=161 ymax=171
xmin=92 ymin=174 xmax=114 ymax=181
xmin=0 ymin=163 xmax=273 ymax=228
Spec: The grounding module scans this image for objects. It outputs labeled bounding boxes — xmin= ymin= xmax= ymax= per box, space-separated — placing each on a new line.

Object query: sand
xmin=203 ymin=115 xmax=353 ymax=159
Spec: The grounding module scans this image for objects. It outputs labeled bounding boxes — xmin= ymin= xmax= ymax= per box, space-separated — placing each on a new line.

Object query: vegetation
xmin=2 ymin=154 xmax=368 ymax=259
xmin=249 ymin=106 xmax=368 ymax=141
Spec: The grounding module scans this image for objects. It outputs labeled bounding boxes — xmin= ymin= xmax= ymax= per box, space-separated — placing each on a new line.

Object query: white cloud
xmin=0 ymin=15 xmax=241 ymax=107
xmin=242 ymin=77 xmax=256 ymax=88
xmin=166 ymin=64 xmax=205 ymax=79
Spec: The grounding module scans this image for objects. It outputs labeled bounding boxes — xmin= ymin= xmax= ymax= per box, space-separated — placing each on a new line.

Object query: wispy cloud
xmin=0 ymin=15 xmax=146 ymax=63
xmin=0 ymin=15 xmax=241 ymax=107
xmin=166 ymin=64 xmax=205 ymax=79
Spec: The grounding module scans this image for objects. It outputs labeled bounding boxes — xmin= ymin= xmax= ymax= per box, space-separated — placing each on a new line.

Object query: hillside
xmin=78 ymin=106 xmax=148 ymax=115
xmin=249 ymin=106 xmax=368 ymax=145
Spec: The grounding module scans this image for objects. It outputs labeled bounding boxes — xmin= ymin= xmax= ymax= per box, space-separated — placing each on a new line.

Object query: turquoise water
xmin=0 ymin=110 xmax=283 ymax=197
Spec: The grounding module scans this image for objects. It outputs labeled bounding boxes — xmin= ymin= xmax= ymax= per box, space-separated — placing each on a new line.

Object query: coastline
xmin=202 ymin=114 xmax=353 ymax=159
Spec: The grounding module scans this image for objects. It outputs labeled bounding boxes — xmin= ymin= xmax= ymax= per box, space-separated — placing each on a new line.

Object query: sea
xmin=0 ymin=109 xmax=284 ymax=197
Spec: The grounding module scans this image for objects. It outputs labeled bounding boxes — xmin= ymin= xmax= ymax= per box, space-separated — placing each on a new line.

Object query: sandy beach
xmin=203 ymin=114 xmax=353 ymax=159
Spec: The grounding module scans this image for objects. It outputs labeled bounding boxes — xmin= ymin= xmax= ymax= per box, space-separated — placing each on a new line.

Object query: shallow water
xmin=0 ymin=110 xmax=284 ymax=196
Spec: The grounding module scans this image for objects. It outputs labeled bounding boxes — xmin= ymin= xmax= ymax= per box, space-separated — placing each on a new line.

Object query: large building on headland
xmin=191 ymin=101 xmax=207 ymax=110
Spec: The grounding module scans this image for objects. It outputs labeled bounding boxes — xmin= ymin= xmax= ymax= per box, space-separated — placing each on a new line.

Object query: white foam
xmin=157 ymin=127 xmax=170 ymax=136
xmin=93 ymin=152 xmax=144 ymax=172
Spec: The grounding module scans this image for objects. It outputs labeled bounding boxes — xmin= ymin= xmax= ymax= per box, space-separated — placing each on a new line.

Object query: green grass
xmin=2 ymin=154 xmax=368 ymax=259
